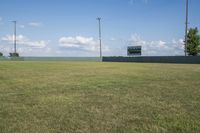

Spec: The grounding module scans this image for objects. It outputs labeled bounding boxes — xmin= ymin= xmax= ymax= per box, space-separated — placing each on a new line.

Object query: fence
xmin=103 ymin=56 xmax=200 ymax=64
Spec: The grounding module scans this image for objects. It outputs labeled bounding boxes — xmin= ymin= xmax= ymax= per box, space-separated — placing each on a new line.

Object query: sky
xmin=0 ymin=0 xmax=200 ymax=57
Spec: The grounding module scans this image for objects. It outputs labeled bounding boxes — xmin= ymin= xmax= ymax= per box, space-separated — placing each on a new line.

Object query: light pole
xmin=184 ymin=0 xmax=189 ymax=56
xmin=12 ymin=21 xmax=17 ymax=53
xmin=97 ymin=17 xmax=102 ymax=61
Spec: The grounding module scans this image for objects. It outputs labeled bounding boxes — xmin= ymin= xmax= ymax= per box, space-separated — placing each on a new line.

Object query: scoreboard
xmin=127 ymin=46 xmax=142 ymax=56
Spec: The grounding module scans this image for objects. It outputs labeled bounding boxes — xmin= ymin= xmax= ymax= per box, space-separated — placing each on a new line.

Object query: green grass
xmin=0 ymin=61 xmax=200 ymax=133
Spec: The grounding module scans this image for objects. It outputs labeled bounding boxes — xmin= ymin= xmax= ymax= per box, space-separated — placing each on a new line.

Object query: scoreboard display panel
xmin=127 ymin=46 xmax=142 ymax=56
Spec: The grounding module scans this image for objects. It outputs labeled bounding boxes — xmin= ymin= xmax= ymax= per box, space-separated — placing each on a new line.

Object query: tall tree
xmin=0 ymin=52 xmax=3 ymax=57
xmin=187 ymin=27 xmax=200 ymax=56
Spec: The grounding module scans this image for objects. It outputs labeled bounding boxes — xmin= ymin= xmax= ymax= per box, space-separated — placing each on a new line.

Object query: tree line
xmin=187 ymin=27 xmax=200 ymax=56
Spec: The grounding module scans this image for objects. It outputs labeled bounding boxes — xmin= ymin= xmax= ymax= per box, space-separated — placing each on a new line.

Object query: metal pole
xmin=185 ymin=0 xmax=189 ymax=56
xmin=97 ymin=17 xmax=102 ymax=61
xmin=12 ymin=21 xmax=17 ymax=53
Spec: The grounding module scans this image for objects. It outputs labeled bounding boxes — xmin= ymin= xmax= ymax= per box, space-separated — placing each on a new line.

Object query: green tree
xmin=187 ymin=27 xmax=200 ymax=56
xmin=0 ymin=52 xmax=3 ymax=57
xmin=9 ymin=53 xmax=19 ymax=57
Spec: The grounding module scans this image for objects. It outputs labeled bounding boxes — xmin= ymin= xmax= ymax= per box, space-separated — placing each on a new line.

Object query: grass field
xmin=0 ymin=61 xmax=200 ymax=133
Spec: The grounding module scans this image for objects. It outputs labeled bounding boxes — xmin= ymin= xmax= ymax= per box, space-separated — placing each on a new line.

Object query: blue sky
xmin=0 ymin=0 xmax=199 ymax=56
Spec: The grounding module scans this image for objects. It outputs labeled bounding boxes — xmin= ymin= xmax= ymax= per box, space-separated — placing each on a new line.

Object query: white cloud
xmin=28 ymin=22 xmax=42 ymax=27
xmin=0 ymin=44 xmax=53 ymax=57
xmin=19 ymin=25 xmax=25 ymax=28
xmin=128 ymin=34 xmax=184 ymax=56
xmin=1 ymin=35 xmax=51 ymax=56
xmin=1 ymin=35 xmax=49 ymax=48
xmin=59 ymin=36 xmax=110 ymax=52
xmin=110 ymin=38 xmax=116 ymax=41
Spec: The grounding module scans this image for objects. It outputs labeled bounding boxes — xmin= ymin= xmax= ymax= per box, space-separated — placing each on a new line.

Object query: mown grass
xmin=0 ymin=61 xmax=200 ymax=133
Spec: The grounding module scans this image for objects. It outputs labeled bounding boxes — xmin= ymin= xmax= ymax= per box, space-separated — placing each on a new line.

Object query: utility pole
xmin=12 ymin=21 xmax=17 ymax=53
xmin=185 ymin=0 xmax=189 ymax=56
xmin=97 ymin=17 xmax=102 ymax=61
